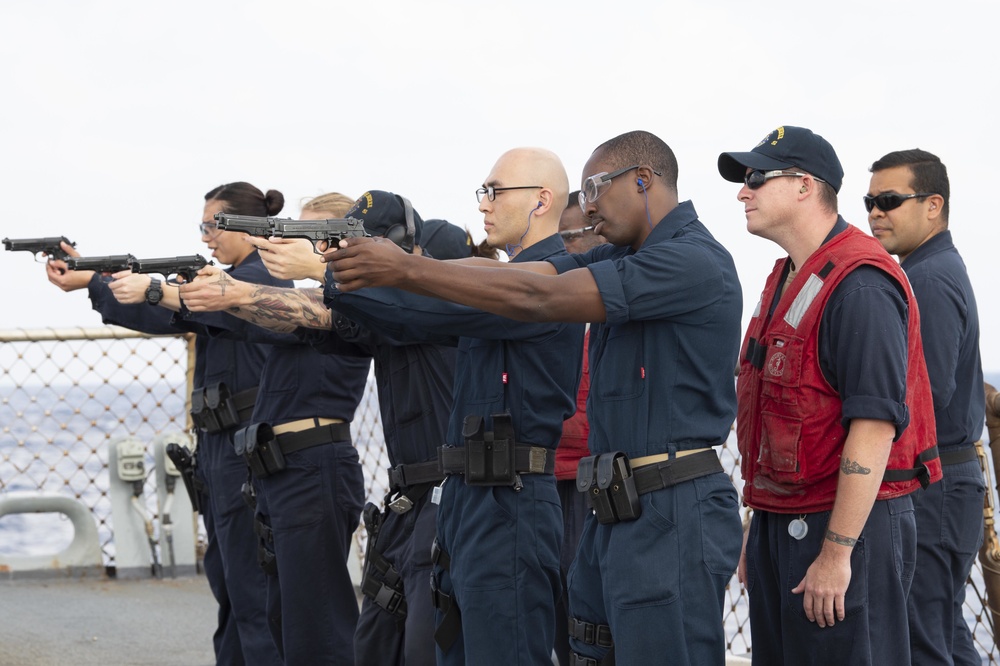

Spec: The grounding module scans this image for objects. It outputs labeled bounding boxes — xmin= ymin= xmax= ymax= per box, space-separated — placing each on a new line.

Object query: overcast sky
xmin=3 ymin=1 xmax=999 ymax=369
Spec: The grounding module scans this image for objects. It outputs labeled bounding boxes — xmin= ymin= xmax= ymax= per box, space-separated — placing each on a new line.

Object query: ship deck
xmin=1 ymin=573 xmax=216 ymax=666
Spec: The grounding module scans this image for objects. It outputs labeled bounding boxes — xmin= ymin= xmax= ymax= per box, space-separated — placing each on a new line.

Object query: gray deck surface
xmin=0 ymin=574 xmax=217 ymax=666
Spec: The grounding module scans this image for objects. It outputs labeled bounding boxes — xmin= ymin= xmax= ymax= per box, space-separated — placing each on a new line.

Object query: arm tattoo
xmin=214 ymin=271 xmax=233 ymax=296
xmin=825 ymin=530 xmax=858 ymax=548
xmin=840 ymin=456 xmax=871 ymax=475
xmin=229 ymin=286 xmax=330 ymax=333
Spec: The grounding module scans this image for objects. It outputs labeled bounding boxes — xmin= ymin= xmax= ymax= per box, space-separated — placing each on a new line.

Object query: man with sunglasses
xmin=867 ymin=149 xmax=984 ymax=666
xmin=328 ymin=131 xmax=744 ymax=665
xmin=719 ymin=126 xmax=941 ymax=665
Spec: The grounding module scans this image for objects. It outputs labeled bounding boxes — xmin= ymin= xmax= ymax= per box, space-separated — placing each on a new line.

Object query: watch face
xmin=146 ymin=279 xmax=163 ymax=305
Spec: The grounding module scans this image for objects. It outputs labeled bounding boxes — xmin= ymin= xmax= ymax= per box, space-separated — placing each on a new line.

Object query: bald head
xmin=479 ymin=147 xmax=570 ymax=256
xmin=493 ymin=147 xmax=570 ymax=211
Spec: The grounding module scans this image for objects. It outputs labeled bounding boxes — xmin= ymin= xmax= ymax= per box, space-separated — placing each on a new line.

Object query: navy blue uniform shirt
xmin=173 ymin=252 xmax=372 ymax=425
xmin=297 ymin=318 xmax=457 ymax=466
xmin=548 ymin=201 xmax=742 ymax=457
xmin=901 ymin=230 xmax=984 ymax=449
xmin=326 ymin=233 xmax=584 ymax=450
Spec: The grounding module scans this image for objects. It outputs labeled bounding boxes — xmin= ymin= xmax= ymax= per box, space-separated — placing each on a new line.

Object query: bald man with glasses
xmin=325 ymin=147 xmax=585 ymax=666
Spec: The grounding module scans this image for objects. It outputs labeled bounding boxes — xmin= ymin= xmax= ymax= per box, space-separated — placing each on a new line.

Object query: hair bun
xmin=264 ymin=189 xmax=285 ymax=216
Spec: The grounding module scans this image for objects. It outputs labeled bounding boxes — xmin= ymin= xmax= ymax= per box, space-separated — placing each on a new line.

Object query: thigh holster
xmin=165 ymin=442 xmax=202 ymax=513
xmin=253 ymin=514 xmax=278 ymax=576
xmin=360 ymin=502 xmax=408 ymax=620
xmin=576 ymin=451 xmax=641 ymax=525
xmin=429 ymin=539 xmax=461 ymax=654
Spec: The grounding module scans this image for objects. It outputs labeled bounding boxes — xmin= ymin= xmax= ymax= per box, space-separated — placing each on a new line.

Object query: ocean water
xmin=0 ymin=377 xmax=390 ymax=564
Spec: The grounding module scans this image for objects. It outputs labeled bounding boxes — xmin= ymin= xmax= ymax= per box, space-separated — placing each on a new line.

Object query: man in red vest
xmin=718 ymin=126 xmax=941 ymax=665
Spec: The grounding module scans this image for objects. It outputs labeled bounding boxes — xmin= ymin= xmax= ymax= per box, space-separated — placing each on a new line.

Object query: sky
xmin=2 ymin=0 xmax=999 ymax=368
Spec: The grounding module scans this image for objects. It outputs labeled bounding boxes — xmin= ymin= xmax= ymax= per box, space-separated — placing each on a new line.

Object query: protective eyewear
xmin=744 ymin=169 xmax=825 ymax=190
xmin=559 ymin=226 xmax=595 ymax=242
xmin=199 ymin=222 xmax=222 ymax=238
xmin=578 ymin=165 xmax=662 ymax=212
xmin=475 ymin=185 xmax=542 ymax=203
xmin=862 ymin=192 xmax=936 ymax=214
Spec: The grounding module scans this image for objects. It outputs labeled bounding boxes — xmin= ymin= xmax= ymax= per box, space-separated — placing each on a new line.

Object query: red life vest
xmin=736 ymin=225 xmax=941 ymax=513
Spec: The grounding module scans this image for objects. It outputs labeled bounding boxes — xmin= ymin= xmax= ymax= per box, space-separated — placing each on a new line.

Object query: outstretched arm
xmin=325 ymin=237 xmax=607 ymax=323
xmin=179 ymin=267 xmax=330 ymax=332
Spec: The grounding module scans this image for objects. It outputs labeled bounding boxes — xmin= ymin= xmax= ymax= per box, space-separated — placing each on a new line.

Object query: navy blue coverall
xmin=181 ymin=300 xmax=371 ymax=666
xmin=327 ymin=233 xmax=584 ymax=666
xmin=902 ymin=230 xmax=985 ymax=666
xmin=547 ymin=201 xmax=744 ymax=665
xmin=299 ymin=309 xmax=457 ymax=666
xmin=89 ymin=250 xmax=285 ymax=665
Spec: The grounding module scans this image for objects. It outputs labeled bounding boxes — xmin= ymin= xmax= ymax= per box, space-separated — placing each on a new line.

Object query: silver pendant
xmin=788 ymin=517 xmax=809 ymax=540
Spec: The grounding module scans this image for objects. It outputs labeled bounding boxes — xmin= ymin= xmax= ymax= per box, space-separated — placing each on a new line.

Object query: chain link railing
xmin=0 ymin=326 xmax=996 ymax=660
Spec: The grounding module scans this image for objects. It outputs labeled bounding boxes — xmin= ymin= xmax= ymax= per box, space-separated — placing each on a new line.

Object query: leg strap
xmin=569 ymin=617 xmax=615 ymax=666
xmin=569 ymin=649 xmax=616 ymax=666
xmin=361 ymin=547 xmax=407 ymax=618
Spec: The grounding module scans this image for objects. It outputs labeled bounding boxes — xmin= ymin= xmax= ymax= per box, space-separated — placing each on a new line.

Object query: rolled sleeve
xmin=587 ymin=260 xmax=630 ymax=326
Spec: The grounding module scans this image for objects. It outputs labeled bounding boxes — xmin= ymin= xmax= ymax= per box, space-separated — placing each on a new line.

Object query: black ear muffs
xmin=384 ymin=195 xmax=416 ymax=253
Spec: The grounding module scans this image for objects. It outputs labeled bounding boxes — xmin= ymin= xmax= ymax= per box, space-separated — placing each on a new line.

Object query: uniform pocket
xmin=758 ymin=411 xmax=804 ymax=483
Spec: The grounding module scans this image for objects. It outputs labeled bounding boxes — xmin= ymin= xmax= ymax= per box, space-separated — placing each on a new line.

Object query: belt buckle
xmin=388 ymin=495 xmax=414 ymax=514
xmin=528 ymin=446 xmax=547 ymax=474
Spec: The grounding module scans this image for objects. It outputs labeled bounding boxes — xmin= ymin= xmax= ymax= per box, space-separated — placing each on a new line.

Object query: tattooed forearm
xmin=840 ymin=457 xmax=871 ymax=475
xmin=825 ymin=530 xmax=858 ymax=548
xmin=226 ymin=286 xmax=330 ymax=332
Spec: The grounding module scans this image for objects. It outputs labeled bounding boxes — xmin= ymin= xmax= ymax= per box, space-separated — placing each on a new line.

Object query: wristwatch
xmin=145 ymin=277 xmax=163 ymax=306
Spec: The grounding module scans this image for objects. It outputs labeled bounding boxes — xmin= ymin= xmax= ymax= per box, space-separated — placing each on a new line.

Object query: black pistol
xmin=3 ymin=236 xmax=77 ymax=261
xmin=131 ymin=254 xmax=213 ymax=284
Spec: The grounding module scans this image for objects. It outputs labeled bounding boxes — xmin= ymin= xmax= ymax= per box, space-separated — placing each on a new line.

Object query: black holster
xmin=234 ymin=423 xmax=285 ymax=478
xmin=576 ymin=451 xmax=641 ymax=525
xmin=360 ymin=502 xmax=407 ymax=620
xmin=165 ymin=442 xmax=202 ymax=512
xmin=190 ymin=382 xmax=244 ymax=433
xmin=254 ymin=514 xmax=278 ymax=576
xmin=462 ymin=414 xmax=517 ymax=486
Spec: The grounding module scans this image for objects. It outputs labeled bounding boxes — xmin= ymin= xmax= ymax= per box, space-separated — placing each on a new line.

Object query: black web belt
xmin=578 ymin=450 xmax=722 ymax=525
xmin=275 ymin=422 xmax=352 ymax=455
xmin=939 ymin=446 xmax=978 ymax=466
xmin=388 ymin=443 xmax=554 ymax=489
xmin=627 ymin=450 xmax=722 ymax=495
xmin=192 ymin=384 xmax=259 ymax=433
xmin=439 ymin=445 xmax=554 ymax=476
xmin=389 ymin=460 xmax=446 ymax=489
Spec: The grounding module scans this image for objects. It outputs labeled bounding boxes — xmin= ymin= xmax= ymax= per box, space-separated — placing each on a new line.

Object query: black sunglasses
xmin=744 ymin=169 xmax=826 ymax=190
xmin=862 ymin=192 xmax=937 ymax=214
